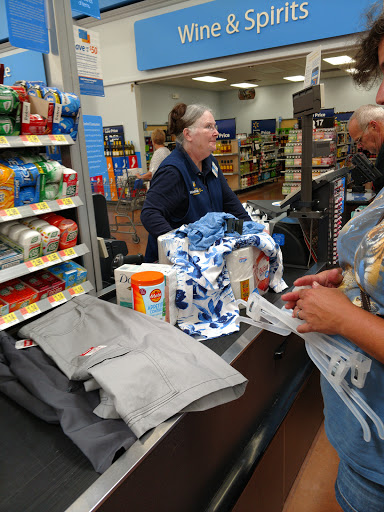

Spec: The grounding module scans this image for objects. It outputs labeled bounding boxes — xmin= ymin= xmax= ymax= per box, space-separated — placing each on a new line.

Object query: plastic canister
xmin=29 ymin=219 xmax=50 ymax=232
xmin=29 ymin=220 xmax=60 ymax=255
xmin=17 ymin=229 xmax=42 ymax=260
xmin=0 ymin=220 xmax=20 ymax=235
xmin=62 ymin=168 xmax=78 ymax=197
xmin=131 ymin=271 xmax=165 ymax=321
xmin=49 ymin=216 xmax=78 ymax=249
xmin=7 ymin=224 xmax=30 ymax=241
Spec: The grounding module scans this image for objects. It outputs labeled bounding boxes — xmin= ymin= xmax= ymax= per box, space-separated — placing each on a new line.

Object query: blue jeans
xmin=335 ymin=461 xmax=384 ymax=512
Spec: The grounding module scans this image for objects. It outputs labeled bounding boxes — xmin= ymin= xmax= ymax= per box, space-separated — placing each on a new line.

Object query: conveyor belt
xmin=0 ymin=266 xmax=310 ymax=512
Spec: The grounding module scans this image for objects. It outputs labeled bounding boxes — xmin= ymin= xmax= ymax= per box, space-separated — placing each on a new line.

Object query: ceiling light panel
xmin=323 ymin=56 xmax=354 ymax=65
xmin=283 ymin=75 xmax=305 ymax=82
xmin=192 ymin=76 xmax=227 ymax=83
xmin=230 ymin=82 xmax=259 ymax=88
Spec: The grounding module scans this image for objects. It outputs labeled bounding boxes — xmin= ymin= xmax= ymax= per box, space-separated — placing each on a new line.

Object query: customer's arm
xmin=291 ymin=283 xmax=384 ymax=363
xmin=140 ymin=166 xmax=187 ymax=238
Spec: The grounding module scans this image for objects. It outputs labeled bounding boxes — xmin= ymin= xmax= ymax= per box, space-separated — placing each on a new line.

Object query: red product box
xmin=0 ymin=278 xmax=39 ymax=313
xmin=21 ymin=270 xmax=65 ymax=301
xmin=21 ymin=95 xmax=54 ymax=135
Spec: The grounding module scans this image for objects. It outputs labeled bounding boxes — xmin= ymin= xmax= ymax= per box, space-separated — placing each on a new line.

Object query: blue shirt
xmin=141 ymin=144 xmax=251 ymax=261
xmin=322 ymin=189 xmax=384 ymax=485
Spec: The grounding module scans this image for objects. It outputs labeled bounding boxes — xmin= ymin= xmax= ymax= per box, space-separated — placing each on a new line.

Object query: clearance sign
xmin=134 ymin=0 xmax=375 ymax=70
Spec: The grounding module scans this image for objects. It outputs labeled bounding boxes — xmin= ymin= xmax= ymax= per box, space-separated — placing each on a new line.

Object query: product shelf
xmin=214 ymin=152 xmax=238 ymax=157
xmin=240 ymin=158 xmax=253 ymax=162
xmin=0 ymin=134 xmax=75 ymax=149
xmin=0 ymin=243 xmax=89 ymax=284
xmin=0 ymin=280 xmax=94 ymax=331
xmin=0 ymin=196 xmax=83 ymax=223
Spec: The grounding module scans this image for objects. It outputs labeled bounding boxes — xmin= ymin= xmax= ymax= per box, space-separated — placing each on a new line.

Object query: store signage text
xmin=135 ymin=0 xmax=375 ymax=71
xmin=178 ymin=2 xmax=309 ymax=44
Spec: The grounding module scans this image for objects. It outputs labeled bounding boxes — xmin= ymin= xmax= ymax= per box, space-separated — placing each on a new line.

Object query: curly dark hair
xmin=354 ymin=2 xmax=384 ymax=87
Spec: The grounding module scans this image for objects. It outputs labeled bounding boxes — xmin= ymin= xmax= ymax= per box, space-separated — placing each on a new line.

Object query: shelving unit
xmin=239 ymin=133 xmax=278 ymax=190
xmin=0 ymin=131 xmax=93 ymax=320
xmin=213 ymin=138 xmax=241 ymax=190
xmin=0 ymin=280 xmax=93 ymax=331
xmin=281 ymin=128 xmax=337 ymax=195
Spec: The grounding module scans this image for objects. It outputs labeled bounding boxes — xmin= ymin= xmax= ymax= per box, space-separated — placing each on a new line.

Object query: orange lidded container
xmin=131 ymin=271 xmax=165 ymax=321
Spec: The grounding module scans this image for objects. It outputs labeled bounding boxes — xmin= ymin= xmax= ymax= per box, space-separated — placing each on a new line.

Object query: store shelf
xmin=0 ymin=280 xmax=94 ymax=331
xmin=223 ymin=172 xmax=238 ymax=176
xmin=214 ymin=152 xmax=237 ymax=157
xmin=0 ymin=243 xmax=89 ymax=284
xmin=0 ymin=134 xmax=75 ymax=149
xmin=239 ymin=176 xmax=277 ymax=191
xmin=240 ymin=158 xmax=253 ymax=162
xmin=0 ymin=196 xmax=83 ymax=223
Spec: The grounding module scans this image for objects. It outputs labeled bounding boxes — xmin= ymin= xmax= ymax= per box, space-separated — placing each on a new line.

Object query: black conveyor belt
xmin=0 ymin=266 xmax=309 ymax=512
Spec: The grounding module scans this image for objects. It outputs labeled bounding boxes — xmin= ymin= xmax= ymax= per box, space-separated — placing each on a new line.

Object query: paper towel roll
xmin=225 ymin=246 xmax=270 ymax=302
xmin=225 ymin=246 xmax=255 ymax=302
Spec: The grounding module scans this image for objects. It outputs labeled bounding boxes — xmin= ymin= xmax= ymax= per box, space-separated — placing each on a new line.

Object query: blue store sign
xmin=252 ymin=119 xmax=276 ymax=134
xmin=216 ymin=118 xmax=236 ymax=140
xmin=135 ymin=0 xmax=375 ymax=71
xmin=0 ymin=50 xmax=46 ymax=86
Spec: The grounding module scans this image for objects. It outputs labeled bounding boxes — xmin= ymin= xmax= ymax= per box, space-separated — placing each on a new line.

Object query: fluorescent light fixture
xmin=283 ymin=75 xmax=305 ymax=82
xmin=345 ymin=68 xmax=357 ymax=74
xmin=230 ymin=82 xmax=259 ymax=88
xmin=192 ymin=76 xmax=227 ymax=83
xmin=323 ymin=56 xmax=355 ymax=65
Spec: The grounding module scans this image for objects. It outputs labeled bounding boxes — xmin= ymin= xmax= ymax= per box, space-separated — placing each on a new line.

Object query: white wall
xmin=136 ymin=74 xmax=378 ymax=135
xmin=139 ymin=83 xmax=221 ymax=125
xmin=218 ymin=76 xmax=378 ymax=133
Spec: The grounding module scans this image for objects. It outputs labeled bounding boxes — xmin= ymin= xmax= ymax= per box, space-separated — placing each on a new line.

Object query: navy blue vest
xmin=157 ymin=145 xmax=223 ymax=229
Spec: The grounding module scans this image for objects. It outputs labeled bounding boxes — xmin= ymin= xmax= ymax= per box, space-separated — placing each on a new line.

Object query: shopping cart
xmin=110 ymin=175 xmax=147 ymax=243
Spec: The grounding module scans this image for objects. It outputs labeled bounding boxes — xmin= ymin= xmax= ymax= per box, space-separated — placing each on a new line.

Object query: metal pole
xmin=301 ymin=114 xmax=313 ymax=205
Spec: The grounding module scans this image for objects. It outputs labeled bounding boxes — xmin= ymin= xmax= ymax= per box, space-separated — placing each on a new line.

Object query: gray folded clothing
xmin=19 ymin=294 xmax=248 ymax=438
xmin=0 ymin=331 xmax=136 ymax=473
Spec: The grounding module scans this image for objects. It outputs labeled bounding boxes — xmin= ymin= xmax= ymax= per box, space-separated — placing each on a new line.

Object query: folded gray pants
xmin=19 ymin=295 xmax=248 ymax=438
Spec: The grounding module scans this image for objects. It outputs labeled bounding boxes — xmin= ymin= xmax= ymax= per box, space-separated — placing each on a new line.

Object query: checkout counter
xmin=0 ymin=263 xmax=324 ymax=512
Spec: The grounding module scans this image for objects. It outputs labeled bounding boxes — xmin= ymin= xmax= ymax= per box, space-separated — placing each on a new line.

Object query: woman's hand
xmin=281 ymin=268 xmax=343 ymax=310
xmin=292 ymin=282 xmax=353 ymax=335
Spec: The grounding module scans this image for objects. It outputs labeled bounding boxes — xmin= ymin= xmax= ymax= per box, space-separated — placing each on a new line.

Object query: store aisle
xmin=107 ymin=177 xmax=285 ymax=257
xmin=283 ymin=422 xmax=342 ymax=512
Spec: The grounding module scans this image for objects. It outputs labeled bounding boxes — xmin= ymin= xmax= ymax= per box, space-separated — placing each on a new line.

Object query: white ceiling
xmin=153 ymin=49 xmax=358 ymax=91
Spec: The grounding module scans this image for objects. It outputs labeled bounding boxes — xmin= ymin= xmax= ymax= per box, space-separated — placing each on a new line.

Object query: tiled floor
xmin=283 ymin=422 xmax=343 ymax=512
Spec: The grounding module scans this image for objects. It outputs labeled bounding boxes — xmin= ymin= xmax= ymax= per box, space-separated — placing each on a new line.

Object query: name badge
xmin=212 ymin=162 xmax=218 ymax=178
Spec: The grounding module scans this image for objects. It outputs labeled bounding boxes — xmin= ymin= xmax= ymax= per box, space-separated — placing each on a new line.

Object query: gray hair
xmin=348 ymin=104 xmax=384 ymax=130
xmin=176 ymin=104 xmax=213 ymax=145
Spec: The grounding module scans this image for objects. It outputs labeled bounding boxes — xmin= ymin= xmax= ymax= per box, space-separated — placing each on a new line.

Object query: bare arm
xmin=292 ymin=283 xmax=384 ymax=363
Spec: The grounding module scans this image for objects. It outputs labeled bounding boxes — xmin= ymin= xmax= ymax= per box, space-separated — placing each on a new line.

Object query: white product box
xmin=114 ymin=263 xmax=178 ymax=325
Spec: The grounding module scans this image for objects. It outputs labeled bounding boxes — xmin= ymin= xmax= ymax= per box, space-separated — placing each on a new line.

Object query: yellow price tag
xmin=32 ymin=202 xmax=50 ymax=211
xmin=0 ymin=313 xmax=18 ymax=327
xmin=59 ymin=247 xmax=76 ymax=260
xmin=45 ymin=253 xmax=60 ymax=263
xmin=31 ymin=257 xmax=45 ymax=268
xmin=25 ymin=135 xmax=41 ymax=144
xmin=58 ymin=197 xmax=75 ymax=209
xmin=20 ymin=303 xmax=41 ymax=319
xmin=49 ymin=292 xmax=67 ymax=307
xmin=0 ymin=136 xmax=10 ymax=146
xmin=71 ymin=285 xmax=84 ymax=296
xmin=2 ymin=207 xmax=21 ymax=219
xmin=54 ymin=134 xmax=66 ymax=142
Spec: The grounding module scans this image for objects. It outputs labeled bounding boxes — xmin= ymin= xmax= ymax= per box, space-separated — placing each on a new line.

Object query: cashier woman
xmin=140 ymin=103 xmax=251 ymax=262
